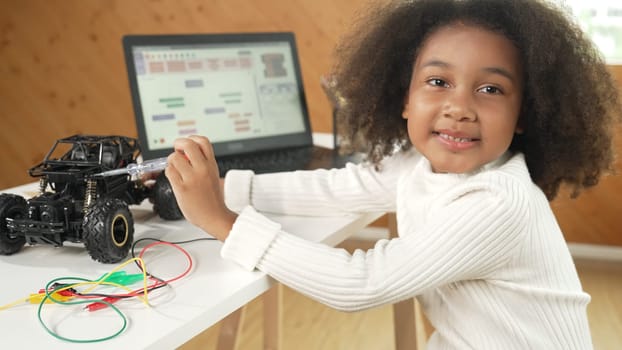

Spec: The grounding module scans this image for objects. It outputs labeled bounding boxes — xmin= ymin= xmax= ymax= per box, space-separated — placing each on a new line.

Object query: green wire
xmin=37 ymin=276 xmax=127 ymax=343
xmin=35 ymin=238 xmax=214 ymax=342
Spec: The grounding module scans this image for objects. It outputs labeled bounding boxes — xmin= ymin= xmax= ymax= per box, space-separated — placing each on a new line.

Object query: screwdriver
xmin=93 ymin=156 xmax=168 ymax=177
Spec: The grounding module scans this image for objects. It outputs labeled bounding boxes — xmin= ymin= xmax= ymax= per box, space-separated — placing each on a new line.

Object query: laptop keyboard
xmin=216 ymin=147 xmax=315 ymax=176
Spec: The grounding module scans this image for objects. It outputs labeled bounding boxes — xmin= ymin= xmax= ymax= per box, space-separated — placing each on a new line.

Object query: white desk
xmin=0 ymin=134 xmax=384 ymax=349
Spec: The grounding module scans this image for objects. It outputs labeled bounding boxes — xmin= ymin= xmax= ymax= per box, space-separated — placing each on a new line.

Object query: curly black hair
xmin=331 ymin=0 xmax=622 ymax=200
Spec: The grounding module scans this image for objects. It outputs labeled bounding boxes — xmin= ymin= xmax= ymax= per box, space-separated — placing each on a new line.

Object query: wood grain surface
xmin=1 ymin=1 xmax=620 ymax=245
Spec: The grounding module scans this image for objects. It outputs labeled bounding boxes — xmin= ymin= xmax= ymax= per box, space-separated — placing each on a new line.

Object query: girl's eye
xmin=427 ymin=78 xmax=449 ymax=88
xmin=478 ymin=86 xmax=503 ymax=94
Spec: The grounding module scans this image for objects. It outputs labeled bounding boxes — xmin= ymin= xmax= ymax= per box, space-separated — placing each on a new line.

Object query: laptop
xmin=122 ymin=32 xmax=359 ymax=176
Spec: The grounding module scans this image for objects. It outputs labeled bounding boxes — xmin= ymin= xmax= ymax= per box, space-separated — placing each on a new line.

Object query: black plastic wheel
xmin=83 ymin=198 xmax=134 ymax=263
xmin=152 ymin=172 xmax=183 ymax=220
xmin=0 ymin=194 xmax=27 ymax=255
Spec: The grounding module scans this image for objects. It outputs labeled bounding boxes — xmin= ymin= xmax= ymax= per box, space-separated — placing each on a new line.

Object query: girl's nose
xmin=442 ymin=89 xmax=477 ymax=122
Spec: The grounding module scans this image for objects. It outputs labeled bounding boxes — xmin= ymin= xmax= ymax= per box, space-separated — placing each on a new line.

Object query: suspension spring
xmin=39 ymin=178 xmax=48 ymax=194
xmin=83 ymin=179 xmax=97 ymax=213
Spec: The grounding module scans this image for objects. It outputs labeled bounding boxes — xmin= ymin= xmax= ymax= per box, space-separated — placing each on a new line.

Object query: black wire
xmin=73 ymin=237 xmax=217 ymax=300
xmin=131 ymin=237 xmax=216 ymax=274
xmin=130 ymin=237 xmax=216 ymax=293
xmin=43 ymin=237 xmax=217 ymax=303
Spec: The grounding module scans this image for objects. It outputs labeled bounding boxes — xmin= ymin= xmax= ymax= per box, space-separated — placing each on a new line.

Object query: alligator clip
xmin=84 ymin=297 xmax=120 ymax=312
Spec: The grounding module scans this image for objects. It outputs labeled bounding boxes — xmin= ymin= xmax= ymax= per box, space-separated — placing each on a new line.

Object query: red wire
xmin=138 ymin=241 xmax=194 ymax=284
xmin=119 ymin=241 xmax=194 ymax=298
xmin=86 ymin=241 xmax=194 ymax=306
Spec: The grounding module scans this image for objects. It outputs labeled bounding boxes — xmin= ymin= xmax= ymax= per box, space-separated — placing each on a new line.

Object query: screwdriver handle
xmin=125 ymin=157 xmax=168 ymax=176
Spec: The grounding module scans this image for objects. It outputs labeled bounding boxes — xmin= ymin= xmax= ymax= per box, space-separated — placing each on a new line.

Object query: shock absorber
xmin=39 ymin=178 xmax=48 ymax=194
xmin=83 ymin=179 xmax=97 ymax=213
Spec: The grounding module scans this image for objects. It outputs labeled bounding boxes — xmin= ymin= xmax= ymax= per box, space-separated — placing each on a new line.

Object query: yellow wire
xmin=56 ymin=257 xmax=150 ymax=307
xmin=0 ymin=297 xmax=30 ymax=311
xmin=82 ymin=257 xmax=147 ymax=293
xmin=0 ymin=257 xmax=150 ymax=311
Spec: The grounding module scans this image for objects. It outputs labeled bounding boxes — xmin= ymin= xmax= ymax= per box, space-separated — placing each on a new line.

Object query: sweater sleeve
xmin=221 ymin=180 xmax=529 ymax=311
xmin=223 ymin=150 xmax=419 ymax=216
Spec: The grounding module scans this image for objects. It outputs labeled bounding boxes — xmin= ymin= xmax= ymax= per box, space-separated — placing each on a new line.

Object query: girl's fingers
xmin=168 ymin=148 xmax=192 ymax=176
xmin=168 ymin=136 xmax=220 ymax=184
xmin=173 ymin=137 xmax=207 ymax=164
xmin=165 ymin=155 xmax=183 ymax=183
xmin=187 ymin=135 xmax=215 ymax=159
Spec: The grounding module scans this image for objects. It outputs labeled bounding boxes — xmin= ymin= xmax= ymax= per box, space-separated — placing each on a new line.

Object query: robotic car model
xmin=0 ymin=135 xmax=182 ymax=263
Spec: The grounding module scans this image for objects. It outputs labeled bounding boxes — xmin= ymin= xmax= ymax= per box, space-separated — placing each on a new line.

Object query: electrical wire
xmin=35 ymin=257 xmax=148 ymax=343
xmin=0 ymin=237 xmax=215 ymax=343
xmin=37 ymin=276 xmax=128 ymax=343
xmin=0 ymin=296 xmax=30 ymax=311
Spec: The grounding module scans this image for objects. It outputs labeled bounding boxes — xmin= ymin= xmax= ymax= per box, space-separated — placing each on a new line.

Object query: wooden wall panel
xmin=0 ymin=0 xmax=360 ymax=189
xmin=0 ymin=1 xmax=620 ymax=245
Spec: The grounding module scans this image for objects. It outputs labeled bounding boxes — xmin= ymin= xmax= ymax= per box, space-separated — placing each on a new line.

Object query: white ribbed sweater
xmin=221 ymin=151 xmax=592 ymax=349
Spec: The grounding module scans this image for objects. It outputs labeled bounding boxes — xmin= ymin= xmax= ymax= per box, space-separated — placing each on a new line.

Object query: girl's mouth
xmin=433 ymin=131 xmax=480 ymax=150
xmin=433 ymin=131 xmax=479 ymax=143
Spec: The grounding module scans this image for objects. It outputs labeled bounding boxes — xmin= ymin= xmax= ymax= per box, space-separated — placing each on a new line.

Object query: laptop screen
xmin=122 ymin=32 xmax=314 ymax=160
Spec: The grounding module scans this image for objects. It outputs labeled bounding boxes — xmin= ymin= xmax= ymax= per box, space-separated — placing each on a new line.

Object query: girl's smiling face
xmin=402 ymin=23 xmax=524 ymax=173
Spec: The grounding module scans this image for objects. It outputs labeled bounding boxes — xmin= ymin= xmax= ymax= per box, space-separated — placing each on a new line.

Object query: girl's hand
xmin=165 ymin=135 xmax=237 ymax=241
